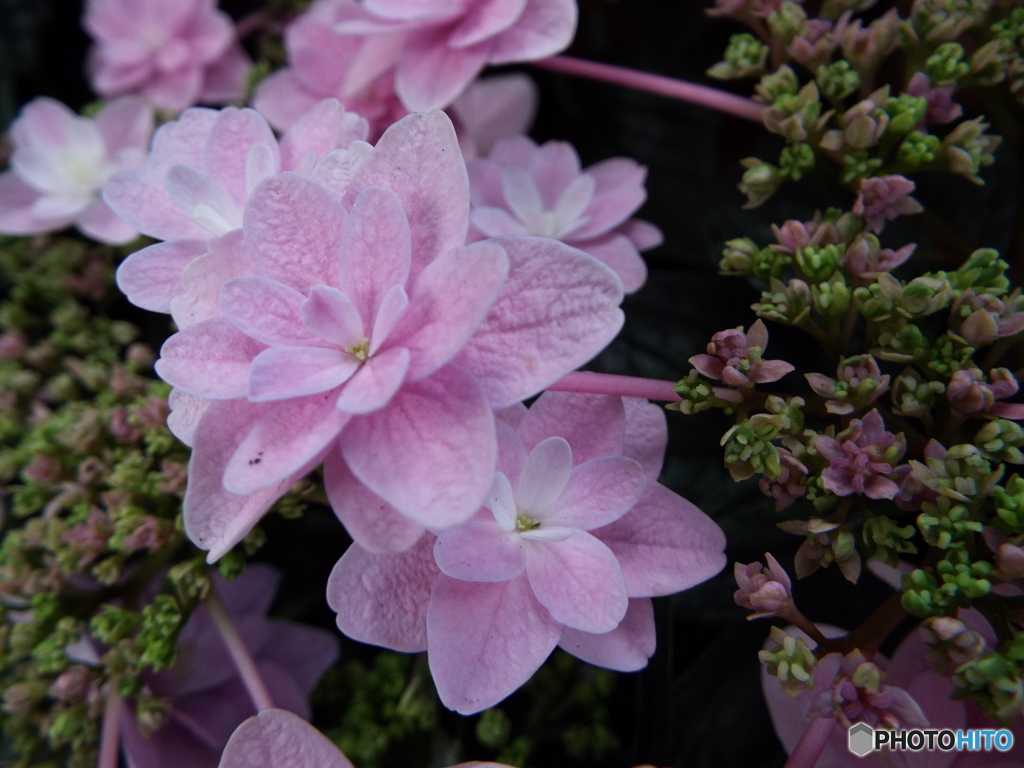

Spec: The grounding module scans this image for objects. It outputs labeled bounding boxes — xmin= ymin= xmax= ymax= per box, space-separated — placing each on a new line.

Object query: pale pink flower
xmin=108 ymin=99 xmax=369 ymax=324
xmin=84 ymin=0 xmax=252 ymax=113
xmin=907 ymin=72 xmax=963 ymax=126
xmin=764 ymin=620 xmax=1024 ymax=768
xmin=734 ymin=553 xmax=792 ymax=619
xmin=466 ymin=135 xmax=661 ymax=293
xmin=947 ymin=367 xmax=1024 ymax=420
xmin=853 ymin=175 xmax=924 ymax=234
xmin=327 ymin=392 xmax=725 ymax=713
xmin=334 ymin=0 xmax=577 ymax=112
xmin=0 ymin=97 xmax=152 ymax=244
xmin=812 ymin=409 xmax=906 ymax=500
xmin=120 ymin=565 xmax=339 ymax=768
xmin=220 ymin=708 xmax=514 ymax=768
xmin=154 ymin=112 xmax=625 ymax=562
xmin=689 ymin=319 xmax=795 ymax=388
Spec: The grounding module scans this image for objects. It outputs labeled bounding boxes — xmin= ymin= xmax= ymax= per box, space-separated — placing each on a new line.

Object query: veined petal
xmin=394 ymin=28 xmax=489 ymax=113
xmin=245 ymin=143 xmax=278 ymax=197
xmin=171 ymin=235 xmax=257 ymax=329
xmin=517 ymin=436 xmax=573 ymax=515
xmin=156 ymin=317 xmax=266 ymax=399
xmin=488 ymin=0 xmax=578 ymax=64
xmin=517 ymin=391 xmax=625 ymax=464
xmin=201 ymin=107 xmax=279 ymax=206
xmin=248 ymin=346 xmax=359 ymax=401
xmin=433 ymin=521 xmax=526 ymax=582
xmin=448 ymin=0 xmax=528 ymax=48
xmin=542 ymin=456 xmax=645 ymax=530
xmin=219 ymin=709 xmax=354 ymax=768
xmin=519 ymin=526 xmax=573 ymax=542
xmin=116 ymin=239 xmax=208 ymax=313
xmin=487 ymin=471 xmax=517 ymax=532
xmin=502 ymin=167 xmax=547 ymax=234
xmin=220 ymin=276 xmax=327 ymax=347
xmin=335 ymin=346 xmax=410 ymax=414
xmin=165 ymin=164 xmax=242 ymax=234
xmin=559 ymin=597 xmax=655 ymax=672
xmin=471 ymin=206 xmax=527 ymax=237
xmin=301 ymin=285 xmax=365 ymax=348
xmin=369 ymin=285 xmax=409 ymax=355
xmin=525 ymin=530 xmax=628 ymax=633
xmin=622 ymin=397 xmax=668 ymax=479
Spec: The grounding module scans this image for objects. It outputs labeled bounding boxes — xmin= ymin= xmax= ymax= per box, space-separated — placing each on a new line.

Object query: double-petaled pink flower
xmin=0 ymin=97 xmax=153 ymax=244
xmin=466 ymin=136 xmax=662 ymax=293
xmin=84 ymin=0 xmax=251 ymax=113
xmin=150 ymin=111 xmax=625 ymax=562
xmin=327 ymin=392 xmax=725 ymax=713
xmin=734 ymin=553 xmax=793 ymax=619
xmin=812 ymin=409 xmax=906 ymax=500
xmin=333 ymin=0 xmax=577 ymax=112
xmin=853 ymin=175 xmax=924 ymax=234
xmin=689 ymin=319 xmax=794 ymax=389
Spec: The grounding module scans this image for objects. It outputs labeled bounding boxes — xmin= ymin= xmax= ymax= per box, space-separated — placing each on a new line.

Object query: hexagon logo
xmin=848 ymin=723 xmax=874 ymax=757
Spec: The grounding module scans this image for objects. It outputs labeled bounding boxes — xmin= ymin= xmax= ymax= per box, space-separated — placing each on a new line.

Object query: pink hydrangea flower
xmin=852 ymin=175 xmax=924 ymax=234
xmin=906 ymin=72 xmax=963 ymax=126
xmin=735 ymin=553 xmax=793 ymax=619
xmin=689 ymin=319 xmax=794 ymax=388
xmin=0 ymin=97 xmax=153 ymax=244
xmin=220 ymin=708 xmax=514 ymax=768
xmin=107 ymin=99 xmax=369 ymax=324
xmin=153 ymin=111 xmax=626 ymax=562
xmin=812 ymin=409 xmax=906 ymax=500
xmin=466 ymin=136 xmax=661 ymax=293
xmin=947 ymin=367 xmax=1024 ymax=420
xmin=84 ymin=0 xmax=252 ymax=113
xmin=327 ymin=392 xmax=726 ymax=713
xmin=840 ymin=235 xmax=916 ymax=280
xmin=333 ymin=0 xmax=577 ymax=112
xmin=120 ymin=565 xmax=339 ymax=768
xmin=764 ymin=620 xmax=1024 ymax=768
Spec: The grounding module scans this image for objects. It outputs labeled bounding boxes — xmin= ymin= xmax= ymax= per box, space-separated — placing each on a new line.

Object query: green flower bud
xmin=767 ymin=1 xmax=808 ymax=45
xmin=874 ymin=320 xmax=929 ymax=363
xmin=721 ymin=414 xmax=784 ymax=481
xmin=862 ymin=515 xmax=917 ymax=566
xmin=708 ymin=33 xmax=770 ymax=79
xmin=976 ymin=420 xmax=1024 ymax=464
xmin=840 ymin=150 xmax=883 ymax=183
xmin=816 ymin=59 xmax=861 ymax=101
xmin=796 ymin=243 xmax=845 ymax=282
xmin=671 ymin=370 xmax=721 ymax=415
xmin=885 ymin=93 xmax=929 ymax=138
xmin=89 ymin=606 xmax=141 ymax=644
xmin=779 ymin=143 xmax=816 ymax=181
xmin=738 ymin=158 xmax=785 ymax=208
xmin=759 ymin=626 xmax=818 ymax=697
xmin=812 ymin=272 xmax=852 ymax=316
xmin=917 ymin=496 xmax=982 ymax=549
xmin=754 ymin=278 xmax=812 ymax=325
xmin=892 ymin=367 xmax=946 ymax=418
xmin=994 ymin=474 xmax=1024 ymax=532
xmin=899 ymin=130 xmax=942 ymax=166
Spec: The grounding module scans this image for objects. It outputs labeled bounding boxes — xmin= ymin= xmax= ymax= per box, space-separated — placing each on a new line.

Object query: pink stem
xmin=546 ymin=371 xmax=682 ymax=402
xmin=785 ymin=717 xmax=836 ymax=768
xmin=207 ymin=587 xmax=275 ymax=712
xmin=533 ymin=55 xmax=766 ymax=123
xmin=97 ymin=687 xmax=122 ymax=768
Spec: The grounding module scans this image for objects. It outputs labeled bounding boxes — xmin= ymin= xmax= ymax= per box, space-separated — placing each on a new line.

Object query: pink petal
xmin=864 ymin=475 xmax=900 ymax=500
xmin=301 ymin=285 xmax=365 ymax=347
xmin=559 ymin=597 xmax=655 ymax=672
xmin=593 ymin=483 xmax=726 ymax=597
xmin=156 ymin=317 xmax=266 ymax=399
xmin=165 ymin=163 xmax=242 ymax=233
xmin=573 ymin=234 xmax=647 ymax=294
xmin=454 ymin=235 xmax=625 ymax=407
xmin=340 ymin=32 xmax=406 ymax=98
xmin=395 ymin=28 xmax=490 ymax=112
xmin=746 ymin=318 xmax=769 ymax=349
xmin=10 ymin=97 xmax=78 ymax=149
xmin=116 ymin=239 xmax=208 ymax=312
xmin=689 ymin=354 xmax=725 ymax=379
xmin=525 ymin=530 xmax=628 ymax=633
xmin=335 ymin=346 xmax=411 ymax=414
xmin=141 ymin=64 xmax=205 ymax=115
xmin=527 ymin=140 xmax=581 ymax=207
xmin=390 ymin=241 xmax=508 ymax=381
xmin=805 ymin=372 xmax=837 ymax=398
xmin=308 ymin=142 xmax=374 ymax=201
xmin=167 ymin=388 xmax=210 ymax=447
xmin=518 ymin=436 xmax=573 ymax=513
xmin=470 ymin=206 xmax=528 ymax=237
xmin=488 ymin=0 xmax=578 ymax=63
xmin=201 ymin=108 xmax=279 ymax=206
xmin=223 ymin=391 xmax=351 ymax=495
xmin=183 ymin=399 xmax=319 ymax=561
xmin=369 ymin=285 xmax=409 ymax=354
xmin=448 ymin=0 xmax=527 ymax=47
xmin=467 ymin=157 xmax=507 ymax=207
xmin=450 ymin=73 xmax=538 ymax=159
xmin=243 ymin=172 xmax=347 ymax=293
xmin=363 ymin=0 xmax=463 ymax=21
xmin=171 ymin=234 xmax=258 ymax=329
xmin=618 ymin=218 xmax=663 ymax=250
xmin=199 ymin=43 xmax=252 ymax=105
xmin=248 ymin=347 xmax=359 ymax=401
xmin=517 ymin=391 xmax=625 ymax=464
xmin=220 ymin=709 xmax=354 ymax=768
xmin=338 ymin=185 xmax=412 ymax=321
xmin=622 ymin=397 xmax=668 ymax=479
xmin=427 ymin=574 xmax=562 ymax=714
xmin=104 ymin=167 xmax=209 ymax=241
xmin=252 ymin=69 xmax=325 ymax=132
xmin=495 ymin=402 xmax=527 ymax=428
xmin=496 ymin=417 xmax=528 ymax=483
xmin=344 ymin=111 xmax=469 ymax=278
xmin=279 ymin=98 xmax=345 ymax=171
xmin=501 ymin=167 xmax=546 ymax=232
xmin=323 ymin=446 xmax=424 ymax=553
xmin=433 ymin=520 xmax=527 ymax=582
xmin=543 ymin=456 xmax=645 ymax=530
xmin=327 ymin=534 xmax=438 ymax=652
xmin=752 ymin=359 xmax=795 ymax=383
xmin=570 ymin=187 xmax=646 ymax=242
xmin=989 ymin=402 xmax=1024 ymax=420
xmin=75 ymin=199 xmax=138 ymax=245
xmin=0 ymin=172 xmax=45 ymax=235
xmin=261 ymin=620 xmax=340 ymax=696
xmin=94 ymin=95 xmax=153 ymax=155
xmin=340 ymin=363 xmax=495 ymax=528
xmin=220 ymin=276 xmax=326 ymax=347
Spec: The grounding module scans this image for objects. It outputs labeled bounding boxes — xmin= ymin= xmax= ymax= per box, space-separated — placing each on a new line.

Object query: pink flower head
xmin=154 ymin=112 xmax=625 ymax=562
xmin=108 ymin=99 xmax=369 ymax=322
xmin=759 ymin=448 xmax=809 ymax=510
xmin=327 ymin=392 xmax=725 ymax=713
xmin=251 ymin=0 xmax=409 ymax=139
xmin=120 ymin=565 xmax=339 ymax=768
xmin=907 ymin=72 xmax=963 ymax=126
xmin=466 ymin=135 xmax=661 ymax=293
xmin=805 ymin=354 xmax=890 ymax=415
xmin=734 ymin=553 xmax=792 ymax=619
xmin=947 ymin=367 xmax=1024 ymax=420
xmin=84 ymin=0 xmax=252 ymax=113
xmin=333 ymin=0 xmax=578 ymax=112
xmin=689 ymin=319 xmax=795 ymax=388
xmin=764 ymin=620 xmax=1024 ymax=767
xmin=220 ymin=708 xmax=515 ymax=768
xmin=853 ymin=175 xmax=924 ymax=234
xmin=840 ymin=234 xmax=916 ymax=280
xmin=812 ymin=409 xmax=906 ymax=500
xmin=0 ymin=97 xmax=153 ymax=244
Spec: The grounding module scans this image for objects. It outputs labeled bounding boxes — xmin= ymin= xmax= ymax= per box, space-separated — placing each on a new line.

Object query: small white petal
xmin=165 ymin=164 xmax=242 ymax=234
xmin=245 ymin=143 xmax=278 ymax=197
xmin=552 ymin=173 xmax=596 ymax=236
xmin=487 ymin=472 xmax=517 ymax=532
xmin=369 ymin=284 xmax=409 ymax=355
xmin=520 ymin=526 xmax=574 ymax=542
xmin=502 ymin=167 xmax=549 ymax=235
xmin=518 ymin=436 xmax=573 ymax=516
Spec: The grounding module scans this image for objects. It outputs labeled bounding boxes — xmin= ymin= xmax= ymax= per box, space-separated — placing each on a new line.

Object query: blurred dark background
xmin=2 ymin=1 xmax=1021 ymax=766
